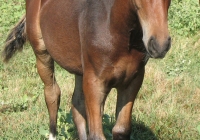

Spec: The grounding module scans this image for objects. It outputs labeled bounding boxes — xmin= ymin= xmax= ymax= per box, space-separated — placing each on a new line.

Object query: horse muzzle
xmin=147 ymin=36 xmax=171 ymax=58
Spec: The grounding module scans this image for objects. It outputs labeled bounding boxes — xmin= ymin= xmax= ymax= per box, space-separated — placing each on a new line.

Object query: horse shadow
xmin=46 ymin=111 xmax=158 ymax=140
xmin=130 ymin=117 xmax=158 ymax=140
xmin=103 ymin=114 xmax=158 ymax=140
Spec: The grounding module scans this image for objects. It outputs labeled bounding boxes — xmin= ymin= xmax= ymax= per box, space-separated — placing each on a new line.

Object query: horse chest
xmin=100 ymin=50 xmax=146 ymax=87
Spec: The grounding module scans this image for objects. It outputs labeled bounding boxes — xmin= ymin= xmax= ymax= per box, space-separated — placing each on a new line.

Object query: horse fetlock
xmin=112 ymin=125 xmax=131 ymax=140
xmin=112 ymin=132 xmax=131 ymax=140
xmin=49 ymin=120 xmax=57 ymax=137
xmin=88 ymin=133 xmax=106 ymax=140
xmin=49 ymin=133 xmax=56 ymax=140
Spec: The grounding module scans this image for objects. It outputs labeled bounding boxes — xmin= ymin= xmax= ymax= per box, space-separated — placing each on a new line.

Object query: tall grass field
xmin=0 ymin=0 xmax=200 ymax=139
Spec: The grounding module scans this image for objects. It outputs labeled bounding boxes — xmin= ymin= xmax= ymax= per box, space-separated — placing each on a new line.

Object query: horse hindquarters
xmin=26 ymin=1 xmax=61 ymax=139
xmin=27 ymin=19 xmax=61 ymax=140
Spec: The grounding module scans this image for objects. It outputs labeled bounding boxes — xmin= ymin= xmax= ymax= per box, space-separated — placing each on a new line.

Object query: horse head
xmin=133 ymin=0 xmax=171 ymax=58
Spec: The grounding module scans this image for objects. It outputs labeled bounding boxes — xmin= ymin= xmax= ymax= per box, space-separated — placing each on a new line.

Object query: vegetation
xmin=0 ymin=0 xmax=200 ymax=139
xmin=169 ymin=0 xmax=200 ymax=36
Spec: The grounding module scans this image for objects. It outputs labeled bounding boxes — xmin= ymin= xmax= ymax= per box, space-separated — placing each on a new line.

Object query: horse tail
xmin=2 ymin=15 xmax=27 ymax=63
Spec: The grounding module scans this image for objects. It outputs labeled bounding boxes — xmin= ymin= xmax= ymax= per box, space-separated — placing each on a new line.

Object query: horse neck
xmin=110 ymin=0 xmax=139 ymax=34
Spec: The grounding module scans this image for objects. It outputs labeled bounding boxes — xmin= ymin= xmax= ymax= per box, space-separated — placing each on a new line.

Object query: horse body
xmin=37 ymin=0 xmax=144 ymax=77
xmin=3 ymin=0 xmax=171 ymax=139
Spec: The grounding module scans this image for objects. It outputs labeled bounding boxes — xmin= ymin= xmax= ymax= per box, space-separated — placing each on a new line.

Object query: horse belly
xmin=40 ymin=0 xmax=83 ymax=74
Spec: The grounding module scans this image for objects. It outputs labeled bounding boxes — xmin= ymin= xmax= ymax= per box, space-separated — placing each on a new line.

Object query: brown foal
xmin=2 ymin=0 xmax=171 ymax=139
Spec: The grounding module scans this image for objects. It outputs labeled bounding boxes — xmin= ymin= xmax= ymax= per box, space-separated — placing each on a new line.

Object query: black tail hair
xmin=2 ymin=15 xmax=26 ymax=62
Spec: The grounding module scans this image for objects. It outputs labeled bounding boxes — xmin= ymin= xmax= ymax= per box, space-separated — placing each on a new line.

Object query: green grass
xmin=0 ymin=0 xmax=200 ymax=140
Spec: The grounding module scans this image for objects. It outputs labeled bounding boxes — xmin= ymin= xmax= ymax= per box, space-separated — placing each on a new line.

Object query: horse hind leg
xmin=32 ymin=38 xmax=61 ymax=140
xmin=72 ymin=75 xmax=87 ymax=140
xmin=26 ymin=4 xmax=60 ymax=137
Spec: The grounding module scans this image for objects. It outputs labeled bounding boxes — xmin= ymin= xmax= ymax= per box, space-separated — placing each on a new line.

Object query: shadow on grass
xmin=103 ymin=114 xmax=158 ymax=140
xmin=0 ymin=103 xmax=28 ymax=113
xmin=0 ymin=94 xmax=40 ymax=114
xmin=130 ymin=117 xmax=158 ymax=140
xmin=54 ymin=111 xmax=157 ymax=140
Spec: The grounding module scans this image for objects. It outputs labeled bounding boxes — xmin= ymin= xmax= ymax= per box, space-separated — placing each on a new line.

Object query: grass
xmin=0 ymin=0 xmax=200 ymax=140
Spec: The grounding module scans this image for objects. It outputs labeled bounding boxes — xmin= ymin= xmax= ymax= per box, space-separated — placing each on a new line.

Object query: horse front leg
xmin=72 ymin=75 xmax=87 ymax=140
xmin=112 ymin=68 xmax=145 ymax=140
xmin=83 ymin=72 xmax=109 ymax=140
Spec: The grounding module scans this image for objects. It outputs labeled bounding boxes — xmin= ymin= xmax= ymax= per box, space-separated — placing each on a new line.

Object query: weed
xmin=169 ymin=0 xmax=200 ymax=37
